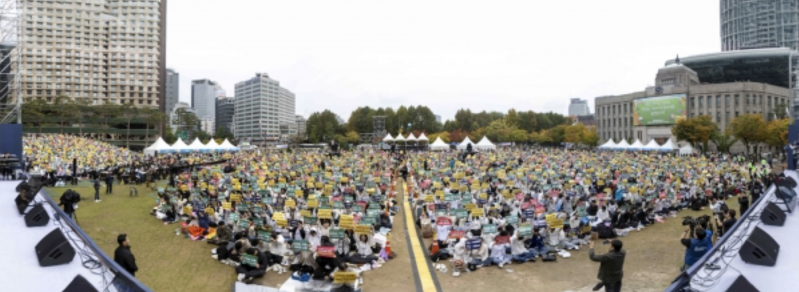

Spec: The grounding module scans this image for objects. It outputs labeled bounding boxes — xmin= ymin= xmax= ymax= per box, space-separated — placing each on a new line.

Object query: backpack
xmin=597 ymin=222 xmax=616 ymax=239
xmin=719 ymin=202 xmax=729 ymax=214
xmin=542 ymin=252 xmax=557 ymax=262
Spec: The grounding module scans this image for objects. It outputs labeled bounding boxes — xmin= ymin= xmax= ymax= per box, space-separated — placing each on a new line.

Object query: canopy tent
xmin=429 ymin=137 xmax=449 ymax=150
xmin=476 ymin=136 xmax=497 ymax=150
xmin=394 ymin=133 xmax=406 ymax=143
xmin=417 ymin=133 xmax=429 ymax=143
xmin=206 ymin=139 xmax=223 ymax=152
xmin=187 ymin=138 xmax=207 ymax=153
xmin=406 ymin=134 xmax=417 ymax=143
xmin=382 ymin=134 xmax=394 ymax=142
xmin=643 ymin=139 xmax=660 ymax=151
xmin=457 ymin=136 xmax=476 ymax=150
xmin=614 ymin=140 xmax=631 ymax=150
xmin=143 ymin=137 xmax=173 ymax=155
xmin=219 ymin=139 xmax=239 ymax=152
xmin=628 ymin=139 xmax=645 ymax=151
xmin=170 ymin=138 xmax=191 ymax=153
xmin=659 ymin=138 xmax=679 ymax=152
xmin=598 ymin=139 xmax=617 ymax=149
xmin=679 ymin=143 xmax=695 ymax=155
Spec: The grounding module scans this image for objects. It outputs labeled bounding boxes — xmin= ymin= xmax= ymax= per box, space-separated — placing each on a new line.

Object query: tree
xmin=773 ymin=102 xmax=790 ymax=120
xmin=564 ymin=123 xmax=587 ymax=143
xmin=581 ymin=126 xmax=600 ymax=146
xmin=216 ymin=125 xmax=235 ymax=142
xmin=306 ymin=110 xmax=340 ymax=143
xmin=172 ymin=108 xmax=200 ymax=140
xmin=121 ymin=103 xmax=139 ymax=148
xmin=711 ymin=130 xmax=739 ymax=154
xmin=449 ymin=129 xmax=470 ymax=143
xmin=144 ymin=109 xmax=164 ymax=143
xmin=163 ymin=125 xmax=177 ymax=144
xmin=517 ymin=110 xmax=539 ymax=132
xmin=672 ymin=115 xmax=718 ymax=153
xmin=764 ymin=118 xmax=789 ymax=153
xmin=195 ymin=130 xmax=212 ymax=143
xmin=548 ymin=125 xmax=567 ymax=143
xmin=504 ymin=109 xmax=520 ymax=128
xmin=729 ymin=114 xmax=766 ymax=155
xmin=97 ymin=101 xmax=122 ymax=141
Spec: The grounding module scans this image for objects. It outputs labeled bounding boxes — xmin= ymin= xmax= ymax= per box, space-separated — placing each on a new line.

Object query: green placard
xmin=519 ymin=224 xmax=533 ymax=237
xmin=330 ymin=228 xmax=345 ymax=240
xmin=253 ymin=206 xmax=263 ymax=214
xmin=254 ymin=218 xmax=264 ymax=227
xmin=444 ymin=194 xmax=457 ymax=202
xmin=257 ymin=231 xmax=271 ymax=242
xmin=461 ymin=198 xmax=471 ymax=205
xmin=368 ymin=202 xmax=380 ymax=210
xmin=367 ymin=209 xmax=380 ymax=217
xmin=262 ymin=197 xmax=273 ymax=205
xmin=359 ymin=217 xmax=376 ymax=226
xmin=332 ymin=201 xmax=344 ymax=209
xmin=352 ymin=205 xmax=363 ymax=212
xmin=292 ymin=240 xmax=309 ymax=252
xmin=238 ymin=219 xmax=250 ymax=230
xmin=304 ymin=216 xmax=318 ymax=225
xmin=482 ymin=224 xmax=497 ymax=234
xmin=633 ymin=94 xmax=686 ymax=126
xmin=241 ymin=254 xmax=258 ymax=267
xmin=161 ymin=204 xmax=172 ymax=212
xmin=228 ymin=213 xmax=239 ymax=222
xmin=452 ymin=209 xmax=468 ymax=219
xmin=506 ymin=216 xmax=519 ymax=225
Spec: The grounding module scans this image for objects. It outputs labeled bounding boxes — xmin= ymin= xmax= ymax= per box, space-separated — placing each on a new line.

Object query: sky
xmin=167 ymin=0 xmax=720 ymax=122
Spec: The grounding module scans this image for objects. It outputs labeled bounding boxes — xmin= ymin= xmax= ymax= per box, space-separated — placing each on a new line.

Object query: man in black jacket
xmin=236 ymin=248 xmax=268 ymax=284
xmin=589 ymin=240 xmax=625 ymax=292
xmin=114 ymin=234 xmax=138 ymax=277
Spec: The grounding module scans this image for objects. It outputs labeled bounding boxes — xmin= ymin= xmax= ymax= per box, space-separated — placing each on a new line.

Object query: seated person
xmin=348 ymin=233 xmax=379 ymax=264
xmin=208 ymin=221 xmax=232 ymax=245
xmin=289 ymin=249 xmax=318 ymax=276
xmin=236 ymin=248 xmax=268 ymax=284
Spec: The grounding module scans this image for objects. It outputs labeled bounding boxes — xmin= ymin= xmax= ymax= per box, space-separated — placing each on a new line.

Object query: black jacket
xmin=589 ymin=248 xmax=625 ymax=282
xmin=114 ymin=246 xmax=138 ymax=276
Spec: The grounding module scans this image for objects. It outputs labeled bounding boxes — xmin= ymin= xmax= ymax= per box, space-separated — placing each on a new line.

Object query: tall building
xmin=215 ymin=96 xmax=235 ymax=134
xmin=295 ymin=115 xmax=306 ymax=137
xmin=191 ymin=79 xmax=223 ymax=133
xmin=19 ymin=0 xmax=167 ymax=109
xmin=233 ymin=73 xmax=296 ymax=145
xmin=568 ymin=98 xmax=591 ymax=116
xmin=435 ymin=115 xmax=442 ymax=123
xmin=165 ymin=68 xmax=178 ymax=115
xmin=169 ymin=101 xmax=193 ymax=134
xmin=278 ymin=87 xmax=296 ymax=139
xmin=721 ymin=0 xmax=799 ymax=51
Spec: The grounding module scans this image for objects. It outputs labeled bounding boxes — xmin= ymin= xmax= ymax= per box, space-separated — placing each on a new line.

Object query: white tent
xmin=659 ymin=138 xmax=679 ymax=152
xmin=382 ymin=134 xmax=394 ymax=142
xmin=598 ymin=139 xmax=617 ymax=149
xmin=614 ymin=140 xmax=631 ymax=150
xmin=429 ymin=137 xmax=449 ymax=150
xmin=643 ymin=139 xmax=660 ymax=151
xmin=143 ymin=137 xmax=173 ymax=155
xmin=394 ymin=133 xmax=406 ymax=143
xmin=206 ymin=139 xmax=223 ymax=152
xmin=187 ymin=138 xmax=205 ymax=152
xmin=457 ymin=136 xmax=475 ymax=150
xmin=406 ymin=134 xmax=417 ymax=142
xmin=417 ymin=133 xmax=429 ymax=143
xmin=170 ymin=138 xmax=191 ymax=153
xmin=679 ymin=143 xmax=695 ymax=155
xmin=219 ymin=139 xmax=239 ymax=152
xmin=476 ymin=136 xmax=496 ymax=150
xmin=628 ymin=139 xmax=645 ymax=151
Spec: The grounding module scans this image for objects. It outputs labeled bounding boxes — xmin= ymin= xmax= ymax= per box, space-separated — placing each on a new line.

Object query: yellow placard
xmin=276 ymin=219 xmax=288 ymax=227
xmin=183 ymin=206 xmax=192 ymax=215
xmin=286 ymin=199 xmax=296 ymax=208
xmin=294 ymin=189 xmax=303 ymax=197
xmin=230 ymin=194 xmax=242 ymax=202
xmin=471 ymin=208 xmax=485 ymax=217
xmin=308 ymin=199 xmax=319 ymax=208
xmin=318 ymin=209 xmax=332 ymax=219
xmin=465 ymin=203 xmax=476 ymax=210
xmin=424 ymin=195 xmax=434 ymax=202
xmin=340 ymin=215 xmax=354 ymax=229
xmin=478 ymin=193 xmax=487 ymax=200
xmin=300 ymin=210 xmax=311 ymax=218
xmin=272 ymin=212 xmax=285 ymax=221
xmin=355 ymin=225 xmax=371 ymax=234
xmin=222 ymin=202 xmax=231 ymax=210
xmin=205 ymin=207 xmax=214 ymax=215
xmin=545 ymin=213 xmax=564 ymax=229
xmin=333 ymin=271 xmax=357 ymax=284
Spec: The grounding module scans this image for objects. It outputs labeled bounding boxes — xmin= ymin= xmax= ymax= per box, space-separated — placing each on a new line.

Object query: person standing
xmin=588 ymin=240 xmax=625 ymax=292
xmin=105 ymin=173 xmax=114 ymax=194
xmin=93 ymin=178 xmax=101 ymax=203
xmin=71 ymin=158 xmax=78 ymax=185
xmin=114 ymin=234 xmax=138 ymax=277
xmin=681 ymin=226 xmax=711 ymax=272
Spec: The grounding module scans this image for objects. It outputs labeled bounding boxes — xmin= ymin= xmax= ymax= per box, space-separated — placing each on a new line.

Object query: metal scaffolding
xmin=0 ymin=0 xmax=20 ymax=124
xmin=372 ymin=115 xmax=385 ymax=143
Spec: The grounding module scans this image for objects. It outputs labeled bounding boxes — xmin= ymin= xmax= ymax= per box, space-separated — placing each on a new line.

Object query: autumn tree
xmin=671 ymin=115 xmax=718 ymax=153
xmin=764 ymin=118 xmax=789 ymax=152
xmin=729 ymin=114 xmax=766 ymax=155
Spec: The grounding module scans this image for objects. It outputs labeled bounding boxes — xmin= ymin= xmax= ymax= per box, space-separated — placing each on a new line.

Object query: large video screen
xmin=633 ymin=94 xmax=686 ymax=126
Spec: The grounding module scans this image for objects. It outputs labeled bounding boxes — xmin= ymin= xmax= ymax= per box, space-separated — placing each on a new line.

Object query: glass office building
xmin=721 ymin=0 xmax=799 ymax=51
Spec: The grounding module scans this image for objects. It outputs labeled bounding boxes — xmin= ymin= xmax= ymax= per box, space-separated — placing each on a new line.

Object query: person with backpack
xmin=93 ymin=178 xmax=102 ymax=203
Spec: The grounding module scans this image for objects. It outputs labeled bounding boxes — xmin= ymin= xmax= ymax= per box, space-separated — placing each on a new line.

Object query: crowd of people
xmin=22 ymin=133 xmax=786 ymax=290
xmin=149 ymin=149 xmax=401 ymax=288
xmin=400 ymin=147 xmax=775 ymax=279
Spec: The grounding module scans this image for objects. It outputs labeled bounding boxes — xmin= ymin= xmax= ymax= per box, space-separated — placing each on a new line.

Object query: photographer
xmin=59 ymin=189 xmax=81 ymax=220
xmin=680 ymin=226 xmax=711 ymax=272
xmin=716 ymin=210 xmax=737 ymax=237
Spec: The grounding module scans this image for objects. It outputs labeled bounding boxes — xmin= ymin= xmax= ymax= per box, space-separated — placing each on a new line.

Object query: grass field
xmin=46 ymin=178 xmax=750 ymax=292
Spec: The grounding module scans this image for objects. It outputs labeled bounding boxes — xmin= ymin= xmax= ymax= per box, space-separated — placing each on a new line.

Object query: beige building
xmin=596 ymin=63 xmax=790 ymax=153
xmin=18 ymin=0 xmax=167 ymax=110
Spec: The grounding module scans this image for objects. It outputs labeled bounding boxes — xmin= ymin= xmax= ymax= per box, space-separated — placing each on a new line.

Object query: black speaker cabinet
xmin=760 ymin=202 xmax=786 ymax=226
xmin=63 ymin=275 xmax=98 ymax=292
xmin=726 ymin=275 xmax=759 ymax=292
xmin=24 ymin=204 xmax=50 ymax=227
xmin=739 ymin=226 xmax=779 ymax=267
xmin=35 ymin=229 xmax=76 ymax=267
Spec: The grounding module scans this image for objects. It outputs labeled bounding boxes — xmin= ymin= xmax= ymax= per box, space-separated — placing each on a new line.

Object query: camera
xmin=60 ymin=189 xmax=82 ymax=205
xmin=682 ymin=215 xmax=710 ymax=228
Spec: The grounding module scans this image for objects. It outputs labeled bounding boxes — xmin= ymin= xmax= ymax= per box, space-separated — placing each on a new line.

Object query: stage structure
xmin=0 ymin=0 xmax=20 ymax=124
xmin=358 ymin=133 xmax=374 ymax=145
xmin=373 ymin=116 xmax=386 ymax=144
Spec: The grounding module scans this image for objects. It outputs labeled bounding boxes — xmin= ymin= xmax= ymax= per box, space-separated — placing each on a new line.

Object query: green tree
xmin=172 ymin=108 xmax=200 ymax=140
xmin=504 ymin=109 xmax=520 ymax=128
xmin=306 ymin=110 xmax=341 ymax=143
xmin=97 ymin=101 xmax=122 ymax=141
xmin=216 ymin=125 xmax=235 ymax=142
xmin=711 ymin=130 xmax=739 ymax=154
xmin=773 ymin=102 xmax=790 ymax=120
xmin=163 ymin=125 xmax=177 ymax=144
xmin=729 ymin=114 xmax=766 ymax=155
xmin=764 ymin=118 xmax=789 ymax=153
xmin=564 ymin=123 xmax=587 ymax=143
xmin=671 ymin=115 xmax=717 ymax=153
xmin=517 ymin=110 xmax=539 ymax=132
xmin=121 ymin=103 xmax=139 ymax=148
xmin=581 ymin=126 xmax=600 ymax=146
xmin=548 ymin=125 xmax=567 ymax=143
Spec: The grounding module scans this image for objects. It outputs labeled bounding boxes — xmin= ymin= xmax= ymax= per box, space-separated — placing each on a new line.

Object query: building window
xmin=699 ymin=96 xmax=703 ymax=108
xmin=734 ymin=94 xmax=739 ymax=106
xmin=717 ymin=112 xmax=721 ymax=123
xmin=746 ymin=94 xmax=750 ymax=105
xmin=716 ymin=96 xmax=721 ymax=107
xmin=725 ymin=95 xmax=730 ymax=107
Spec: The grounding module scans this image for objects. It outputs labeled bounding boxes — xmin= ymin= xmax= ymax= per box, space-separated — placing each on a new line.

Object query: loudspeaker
xmin=24 ymin=204 xmax=50 ymax=227
xmin=35 ymin=229 xmax=76 ymax=267
xmin=15 ymin=180 xmax=29 ymax=192
xmin=781 ymin=176 xmax=797 ymax=189
xmin=63 ymin=275 xmax=98 ymax=292
xmin=739 ymin=226 xmax=779 ymax=267
xmin=760 ymin=202 xmax=786 ymax=226
xmin=726 ymin=275 xmax=759 ymax=292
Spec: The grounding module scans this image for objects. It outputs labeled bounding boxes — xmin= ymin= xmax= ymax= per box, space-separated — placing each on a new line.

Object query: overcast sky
xmin=167 ymin=0 xmax=719 ymax=121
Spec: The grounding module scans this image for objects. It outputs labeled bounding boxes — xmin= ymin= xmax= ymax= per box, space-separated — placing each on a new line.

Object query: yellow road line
xmin=403 ymin=182 xmax=438 ymax=292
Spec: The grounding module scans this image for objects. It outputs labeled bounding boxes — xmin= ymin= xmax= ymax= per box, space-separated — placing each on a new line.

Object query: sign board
xmin=449 ymin=230 xmax=465 ymax=239
xmin=436 ymin=217 xmax=452 ymax=226
xmin=472 ymin=208 xmax=485 ymax=217
xmin=633 ymin=94 xmax=687 ymax=126
xmin=333 ymin=271 xmax=358 ymax=284
xmin=452 ymin=209 xmax=468 ymax=219
xmin=318 ymin=209 xmax=332 ymax=219
xmin=241 ymin=254 xmax=258 ymax=267
xmin=316 ymin=246 xmax=335 ymax=258
xmin=292 ymin=240 xmax=309 ymax=252
xmin=339 ymin=215 xmax=355 ymax=229
xmin=257 ymin=231 xmax=271 ymax=242
xmin=494 ymin=235 xmax=510 ymax=245
xmin=545 ymin=213 xmax=564 ymax=229
xmin=304 ymin=216 xmax=318 ymax=225
xmin=466 ymin=238 xmax=482 ymax=250
xmin=482 ymin=224 xmax=497 ymax=234
xmin=518 ymin=223 xmax=533 ymax=237
xmin=330 ymin=228 xmax=346 ymax=239
xmin=355 ymin=225 xmax=371 ymax=234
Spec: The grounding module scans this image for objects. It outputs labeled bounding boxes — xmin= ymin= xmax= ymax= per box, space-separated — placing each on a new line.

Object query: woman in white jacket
xmin=450 ymin=239 xmax=467 ymax=277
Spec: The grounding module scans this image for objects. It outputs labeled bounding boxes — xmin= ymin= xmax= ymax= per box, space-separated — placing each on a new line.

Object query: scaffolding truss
xmin=372 ymin=115 xmax=385 ymax=143
xmin=0 ymin=0 xmax=21 ymax=124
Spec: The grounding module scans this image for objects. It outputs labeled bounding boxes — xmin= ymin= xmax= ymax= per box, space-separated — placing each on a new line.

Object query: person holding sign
xmin=288 ymin=248 xmax=317 ymax=276
xmin=511 ymin=230 xmax=536 ymax=263
xmin=235 ymin=248 xmax=268 ymax=284
xmin=483 ymin=230 xmax=512 ymax=268
xmin=267 ymin=233 xmax=288 ymax=273
xmin=348 ymin=233 xmax=379 ymax=264
xmin=330 ymin=261 xmax=364 ymax=287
